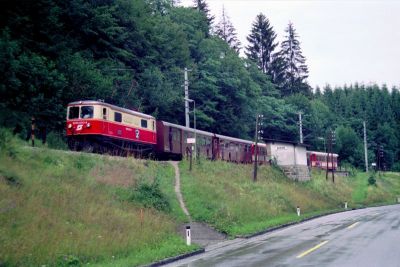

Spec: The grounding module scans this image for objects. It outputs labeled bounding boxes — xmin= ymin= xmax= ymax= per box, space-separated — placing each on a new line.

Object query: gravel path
xmin=169 ymin=161 xmax=191 ymax=221
xmin=169 ymin=161 xmax=227 ymax=247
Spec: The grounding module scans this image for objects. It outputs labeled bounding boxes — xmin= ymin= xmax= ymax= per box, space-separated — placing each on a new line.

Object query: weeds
xmin=368 ymin=174 xmax=377 ymax=186
xmin=179 ymin=159 xmax=399 ymax=236
xmin=0 ymin=132 xmax=193 ymax=267
xmin=130 ymin=179 xmax=171 ymax=212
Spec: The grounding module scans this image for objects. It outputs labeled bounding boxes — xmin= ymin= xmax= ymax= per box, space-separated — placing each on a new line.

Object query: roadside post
xmin=297 ymin=206 xmax=301 ymax=217
xmin=187 ymin=138 xmax=195 ymax=172
xmin=31 ymin=117 xmax=36 ymax=147
xmin=345 ymin=202 xmax=348 ymax=210
xmin=186 ymin=225 xmax=191 ymax=246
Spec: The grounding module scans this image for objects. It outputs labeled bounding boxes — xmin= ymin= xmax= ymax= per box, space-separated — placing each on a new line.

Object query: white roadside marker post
xmin=297 ymin=206 xmax=301 ymax=217
xmin=345 ymin=202 xmax=348 ymax=210
xmin=186 ymin=225 xmax=191 ymax=246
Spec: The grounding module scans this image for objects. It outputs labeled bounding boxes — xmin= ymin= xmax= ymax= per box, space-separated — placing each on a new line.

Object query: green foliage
xmin=180 ymin=159 xmax=400 ymax=236
xmin=46 ymin=131 xmax=68 ymax=150
xmin=0 ymin=140 xmax=194 ymax=266
xmin=0 ymin=0 xmax=399 ymax=170
xmin=130 ymin=179 xmax=171 ymax=212
xmin=0 ymin=128 xmax=18 ymax=158
xmin=393 ymin=162 xmax=400 ymax=172
xmin=336 ymin=125 xmax=363 ymax=167
xmin=56 ymin=255 xmax=81 ymax=267
xmin=368 ymin=174 xmax=377 ymax=186
xmin=245 ymin=13 xmax=278 ymax=76
xmin=279 ymin=22 xmax=310 ymax=96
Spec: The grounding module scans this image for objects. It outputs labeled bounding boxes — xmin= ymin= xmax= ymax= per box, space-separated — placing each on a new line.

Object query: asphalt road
xmin=167 ymin=205 xmax=400 ymax=267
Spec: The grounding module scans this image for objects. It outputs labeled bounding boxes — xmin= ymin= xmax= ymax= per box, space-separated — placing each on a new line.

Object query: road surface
xmin=168 ymin=204 xmax=400 ymax=267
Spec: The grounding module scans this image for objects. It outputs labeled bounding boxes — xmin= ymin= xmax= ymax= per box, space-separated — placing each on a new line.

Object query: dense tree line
xmin=0 ymin=0 xmax=399 ymax=170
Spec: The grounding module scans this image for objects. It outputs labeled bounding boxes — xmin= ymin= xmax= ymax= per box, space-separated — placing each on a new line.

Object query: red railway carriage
xmin=156 ymin=121 xmax=267 ymax=164
xmin=307 ymin=151 xmax=338 ymax=170
xmin=66 ymin=100 xmax=156 ymax=154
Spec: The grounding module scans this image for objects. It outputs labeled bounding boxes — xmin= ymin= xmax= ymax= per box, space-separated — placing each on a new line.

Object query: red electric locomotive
xmin=66 ymin=100 xmax=157 ymax=155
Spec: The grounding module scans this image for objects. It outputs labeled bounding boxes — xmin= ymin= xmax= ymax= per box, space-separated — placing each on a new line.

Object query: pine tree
xmin=245 ymin=13 xmax=278 ymax=77
xmin=193 ymin=0 xmax=214 ymax=35
xmin=270 ymin=51 xmax=286 ymax=91
xmin=215 ymin=6 xmax=241 ymax=53
xmin=280 ymin=22 xmax=310 ymax=96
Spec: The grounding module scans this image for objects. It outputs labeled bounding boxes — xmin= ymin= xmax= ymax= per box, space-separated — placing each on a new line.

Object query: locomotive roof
xmin=68 ymin=100 xmax=155 ymax=120
xmin=307 ymin=151 xmax=339 ymax=157
xmin=161 ymin=121 xmax=264 ymax=146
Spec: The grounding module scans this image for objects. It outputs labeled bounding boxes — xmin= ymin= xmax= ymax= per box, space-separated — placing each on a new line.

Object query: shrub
xmin=130 ymin=179 xmax=171 ymax=212
xmin=392 ymin=162 xmax=400 ymax=172
xmin=47 ymin=131 xmax=68 ymax=150
xmin=56 ymin=255 xmax=81 ymax=267
xmin=368 ymin=174 xmax=377 ymax=186
xmin=0 ymin=128 xmax=17 ymax=158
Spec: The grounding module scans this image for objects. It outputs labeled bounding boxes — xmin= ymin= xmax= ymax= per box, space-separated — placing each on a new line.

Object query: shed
xmin=265 ymin=139 xmax=310 ymax=181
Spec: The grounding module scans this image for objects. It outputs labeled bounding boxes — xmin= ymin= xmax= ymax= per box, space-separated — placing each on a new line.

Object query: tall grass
xmin=0 ymin=130 xmax=196 ymax=267
xmin=180 ymin=159 xmax=399 ymax=236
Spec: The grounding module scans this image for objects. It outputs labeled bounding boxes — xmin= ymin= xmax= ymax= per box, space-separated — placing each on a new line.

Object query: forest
xmin=1 ymin=0 xmax=399 ymax=170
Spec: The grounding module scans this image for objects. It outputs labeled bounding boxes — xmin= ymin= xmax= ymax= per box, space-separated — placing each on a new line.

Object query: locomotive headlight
xmin=68 ymin=123 xmax=72 ymax=129
xmin=86 ymin=122 xmax=91 ymax=128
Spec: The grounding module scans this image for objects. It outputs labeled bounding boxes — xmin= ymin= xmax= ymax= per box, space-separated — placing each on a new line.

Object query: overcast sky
xmin=180 ymin=0 xmax=400 ymax=89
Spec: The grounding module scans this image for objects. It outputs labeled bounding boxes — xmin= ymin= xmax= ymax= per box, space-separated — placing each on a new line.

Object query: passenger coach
xmin=307 ymin=151 xmax=338 ymax=170
xmin=156 ymin=121 xmax=267 ymax=164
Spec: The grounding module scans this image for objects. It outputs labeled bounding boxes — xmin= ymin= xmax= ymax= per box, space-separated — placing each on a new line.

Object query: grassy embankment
xmin=1 ymin=128 xmax=399 ymax=265
xmin=179 ymin=159 xmax=400 ymax=236
xmin=0 ymin=131 xmax=193 ymax=267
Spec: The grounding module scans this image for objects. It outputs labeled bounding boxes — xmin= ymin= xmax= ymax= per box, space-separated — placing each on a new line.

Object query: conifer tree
xmin=215 ymin=6 xmax=241 ymax=53
xmin=245 ymin=13 xmax=278 ymax=77
xmin=280 ymin=22 xmax=310 ymax=96
xmin=193 ymin=0 xmax=214 ymax=34
xmin=270 ymin=51 xmax=286 ymax=91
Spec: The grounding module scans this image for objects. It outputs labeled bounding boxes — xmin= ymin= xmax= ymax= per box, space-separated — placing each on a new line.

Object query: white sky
xmin=180 ymin=0 xmax=400 ymax=89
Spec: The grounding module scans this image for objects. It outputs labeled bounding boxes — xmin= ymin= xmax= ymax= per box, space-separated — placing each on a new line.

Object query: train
xmin=307 ymin=151 xmax=338 ymax=170
xmin=66 ymin=100 xmax=268 ymax=163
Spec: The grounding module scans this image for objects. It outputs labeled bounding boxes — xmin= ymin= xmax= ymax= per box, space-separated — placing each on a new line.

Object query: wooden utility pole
xmin=298 ymin=112 xmax=303 ymax=144
xmin=363 ymin=121 xmax=368 ymax=172
xmin=325 ymin=130 xmax=335 ymax=182
xmin=31 ymin=117 xmax=36 ymax=147
xmin=253 ymin=114 xmax=263 ymax=182
xmin=326 ymin=131 xmax=329 ymax=181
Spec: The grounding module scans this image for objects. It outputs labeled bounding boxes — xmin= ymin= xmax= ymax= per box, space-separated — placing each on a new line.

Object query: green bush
xmin=341 ymin=163 xmax=358 ymax=177
xmin=368 ymin=174 xmax=377 ymax=186
xmin=47 ymin=131 xmax=68 ymax=150
xmin=56 ymin=255 xmax=81 ymax=267
xmin=130 ymin=180 xmax=171 ymax=212
xmin=392 ymin=162 xmax=400 ymax=172
xmin=0 ymin=128 xmax=17 ymax=157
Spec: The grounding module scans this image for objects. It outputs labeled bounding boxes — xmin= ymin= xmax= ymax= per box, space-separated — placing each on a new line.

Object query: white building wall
xmin=268 ymin=142 xmax=307 ymax=167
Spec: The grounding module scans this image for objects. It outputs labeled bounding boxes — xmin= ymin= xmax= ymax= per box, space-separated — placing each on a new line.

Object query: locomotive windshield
xmin=81 ymin=106 xmax=94 ymax=119
xmin=68 ymin=106 xmax=79 ymax=119
xmin=68 ymin=105 xmax=94 ymax=119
